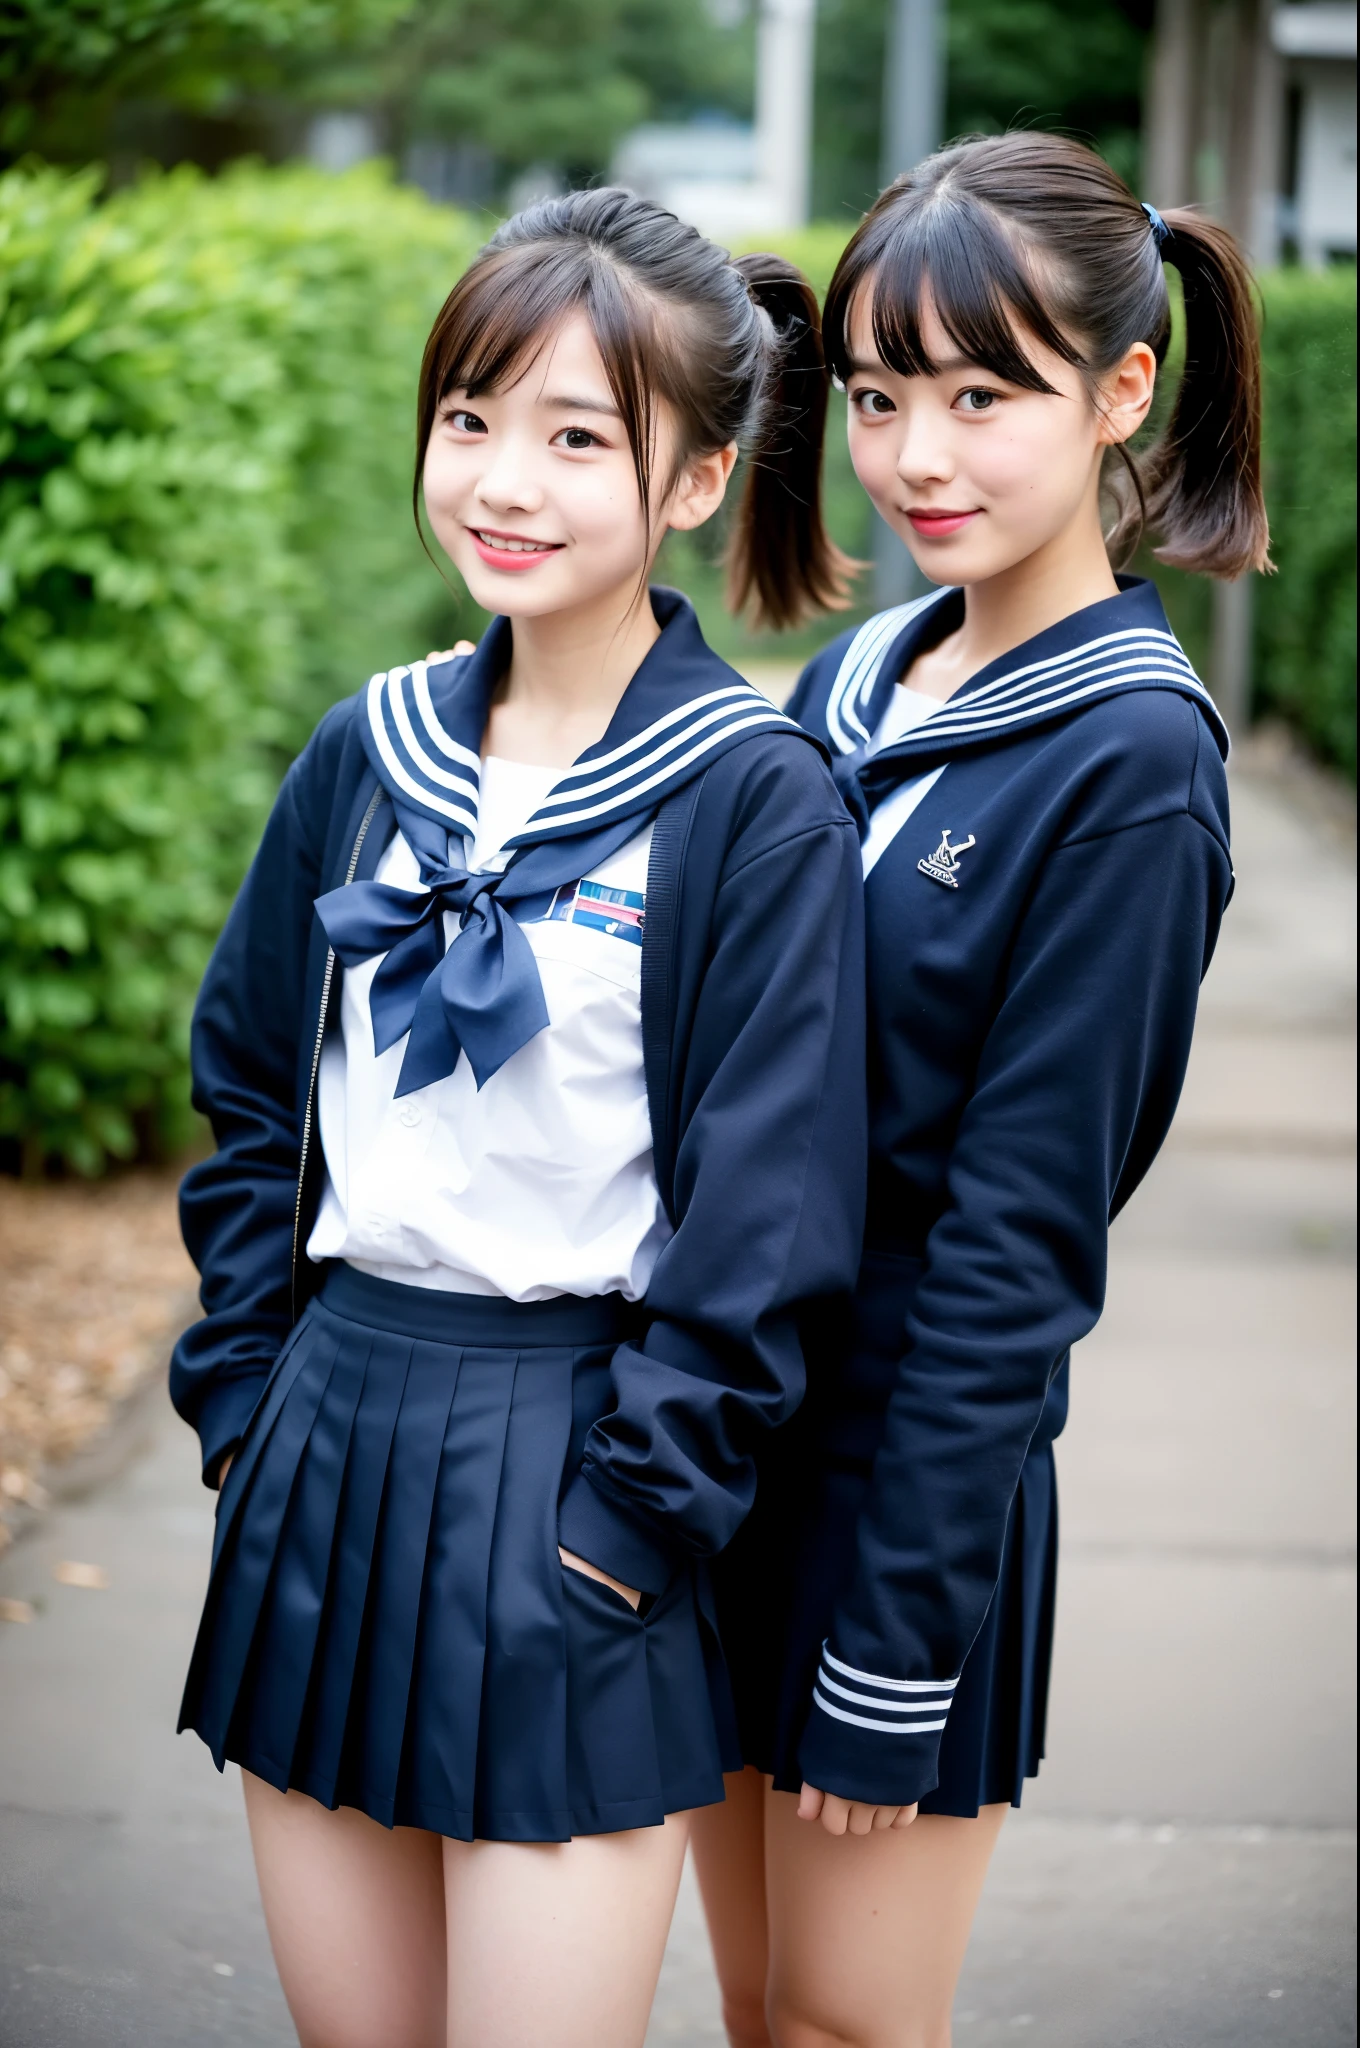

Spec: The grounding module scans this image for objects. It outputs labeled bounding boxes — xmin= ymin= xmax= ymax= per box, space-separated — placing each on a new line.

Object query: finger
xmin=871 ymin=1804 xmax=897 ymax=1830
xmin=797 ymin=1783 xmax=825 ymax=1822
xmin=890 ymin=1803 xmax=920 ymax=1830
xmin=847 ymin=1802 xmax=876 ymax=1836
xmin=818 ymin=1794 xmax=851 ymax=1837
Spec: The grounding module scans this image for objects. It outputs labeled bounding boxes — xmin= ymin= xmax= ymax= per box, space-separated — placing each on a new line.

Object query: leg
xmin=765 ymin=1790 xmax=1007 ymax=2048
xmin=241 ymin=1769 xmax=447 ymax=2048
xmin=689 ymin=1767 xmax=773 ymax=2047
xmin=442 ymin=1812 xmax=692 ymax=2048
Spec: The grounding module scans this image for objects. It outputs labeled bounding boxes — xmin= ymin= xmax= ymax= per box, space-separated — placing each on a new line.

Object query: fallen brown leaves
xmin=0 ymin=1168 xmax=196 ymax=1549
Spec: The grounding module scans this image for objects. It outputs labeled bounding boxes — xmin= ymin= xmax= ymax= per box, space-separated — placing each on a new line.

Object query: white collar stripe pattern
xmin=511 ymin=708 xmax=793 ymax=841
xmin=826 ymin=594 xmax=943 ymax=752
xmin=825 ymin=600 xmax=1226 ymax=760
xmin=364 ymin=657 xmax=795 ymax=848
xmin=409 ymin=662 xmax=482 ymax=771
xmin=526 ymin=692 xmax=795 ymax=821
xmin=541 ymin=684 xmax=772 ymax=787
xmin=364 ymin=673 xmax=477 ymax=834
xmin=822 ymin=1645 xmax=960 ymax=1692
xmin=812 ymin=1691 xmax=951 ymax=1733
xmin=384 ymin=671 xmax=480 ymax=801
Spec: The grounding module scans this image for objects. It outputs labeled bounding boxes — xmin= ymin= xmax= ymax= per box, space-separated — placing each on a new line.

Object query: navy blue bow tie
xmin=315 ymin=804 xmax=641 ymax=1094
xmin=313 ymin=589 xmax=801 ymax=1094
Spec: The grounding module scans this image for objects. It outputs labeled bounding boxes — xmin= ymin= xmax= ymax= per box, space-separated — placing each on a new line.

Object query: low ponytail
xmin=1142 ymin=210 xmax=1271 ymax=579
xmin=726 ymin=253 xmax=859 ymax=630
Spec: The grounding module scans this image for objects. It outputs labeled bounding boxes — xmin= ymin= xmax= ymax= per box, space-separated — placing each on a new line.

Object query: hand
xmin=217 ymin=1453 xmax=234 ymax=1488
xmin=426 ymin=640 xmax=476 ymax=663
xmin=558 ymin=1545 xmax=642 ymax=1611
xmin=798 ymin=1782 xmax=919 ymax=1836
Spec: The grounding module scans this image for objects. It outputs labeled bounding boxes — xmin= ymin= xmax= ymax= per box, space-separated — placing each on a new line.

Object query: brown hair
xmin=823 ymin=132 xmax=1271 ymax=579
xmin=415 ymin=187 xmax=856 ymax=628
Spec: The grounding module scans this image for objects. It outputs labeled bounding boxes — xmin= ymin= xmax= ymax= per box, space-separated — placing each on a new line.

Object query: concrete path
xmin=1 ymin=756 xmax=1354 ymax=2047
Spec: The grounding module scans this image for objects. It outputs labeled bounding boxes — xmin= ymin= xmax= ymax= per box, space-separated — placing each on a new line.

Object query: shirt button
xmin=398 ymin=1103 xmax=423 ymax=1128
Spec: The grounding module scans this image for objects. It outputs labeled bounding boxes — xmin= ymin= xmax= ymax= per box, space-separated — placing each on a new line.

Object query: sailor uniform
xmin=307 ymin=777 xmax=666 ymax=1302
xmin=171 ymin=589 xmax=867 ymax=1841
xmin=717 ymin=577 xmax=1233 ymax=1814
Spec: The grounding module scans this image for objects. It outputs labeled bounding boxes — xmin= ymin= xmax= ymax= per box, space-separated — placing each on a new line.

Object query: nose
xmin=893 ymin=393 xmax=955 ymax=490
xmin=474 ymin=432 xmax=545 ymax=517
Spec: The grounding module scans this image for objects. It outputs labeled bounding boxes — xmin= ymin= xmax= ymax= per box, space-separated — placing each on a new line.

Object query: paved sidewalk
xmin=1 ymin=756 xmax=1354 ymax=2047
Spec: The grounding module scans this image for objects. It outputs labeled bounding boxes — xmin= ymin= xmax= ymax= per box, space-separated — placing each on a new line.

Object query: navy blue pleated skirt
xmin=180 ymin=1266 xmax=736 ymax=1841
xmin=715 ymin=1251 xmax=1061 ymax=1817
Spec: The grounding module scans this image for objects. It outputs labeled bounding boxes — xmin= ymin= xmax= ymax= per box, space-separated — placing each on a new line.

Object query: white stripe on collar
xmin=826 ymin=591 xmax=951 ymax=753
xmin=365 ymin=659 xmax=796 ymax=845
xmin=826 ymin=606 xmax=1225 ymax=759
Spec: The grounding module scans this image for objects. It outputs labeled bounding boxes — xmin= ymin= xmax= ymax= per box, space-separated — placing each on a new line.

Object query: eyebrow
xmin=540 ymin=393 xmax=622 ymax=418
xmin=845 ymin=353 xmax=987 ymax=378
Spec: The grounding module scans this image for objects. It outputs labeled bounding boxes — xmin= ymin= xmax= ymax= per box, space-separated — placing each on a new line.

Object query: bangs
xmin=825 ymin=191 xmax=1087 ymax=395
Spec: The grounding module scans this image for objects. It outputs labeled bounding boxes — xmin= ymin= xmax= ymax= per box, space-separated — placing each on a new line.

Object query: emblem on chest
xmin=917 ymin=828 xmax=976 ymax=889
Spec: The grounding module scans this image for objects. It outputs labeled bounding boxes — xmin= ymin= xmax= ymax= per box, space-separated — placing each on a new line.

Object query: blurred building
xmin=1145 ymin=0 xmax=1356 ymax=732
xmin=610 ymin=0 xmax=815 ymax=236
xmin=1144 ymin=0 xmax=1356 ymax=266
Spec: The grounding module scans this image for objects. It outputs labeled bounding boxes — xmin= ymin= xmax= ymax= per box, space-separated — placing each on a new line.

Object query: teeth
xmin=477 ymin=532 xmax=552 ymax=553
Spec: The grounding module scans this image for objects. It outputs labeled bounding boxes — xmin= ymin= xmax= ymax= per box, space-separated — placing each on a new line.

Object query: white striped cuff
xmin=811 ymin=1644 xmax=959 ymax=1736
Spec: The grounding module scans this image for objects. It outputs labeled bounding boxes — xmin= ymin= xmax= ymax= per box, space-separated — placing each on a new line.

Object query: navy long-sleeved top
xmin=169 ymin=596 xmax=867 ymax=1599
xmin=786 ymin=578 xmax=1233 ymax=1806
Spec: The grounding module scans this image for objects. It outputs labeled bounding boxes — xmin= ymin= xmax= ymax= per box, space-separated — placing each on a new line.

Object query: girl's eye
xmin=556 ymin=427 xmax=601 ymax=451
xmin=448 ymin=409 xmax=487 ymax=434
xmin=853 ymin=388 xmax=896 ymax=417
xmin=957 ymin=388 xmax=999 ymax=413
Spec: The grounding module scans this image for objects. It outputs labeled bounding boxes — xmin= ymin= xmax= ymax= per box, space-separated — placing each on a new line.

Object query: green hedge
xmin=1255 ymin=269 xmax=1356 ymax=774
xmin=0 ymin=161 xmax=480 ymax=1172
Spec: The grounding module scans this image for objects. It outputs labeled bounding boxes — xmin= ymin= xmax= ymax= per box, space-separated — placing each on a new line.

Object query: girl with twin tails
xmin=169 ymin=188 xmax=868 ymax=2048
xmin=694 ymin=131 xmax=1264 ymax=2046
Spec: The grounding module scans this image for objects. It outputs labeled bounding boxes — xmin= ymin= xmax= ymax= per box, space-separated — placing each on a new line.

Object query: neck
xmin=486 ymin=578 xmax=661 ymax=768
xmin=910 ymin=486 xmax=1121 ymax=702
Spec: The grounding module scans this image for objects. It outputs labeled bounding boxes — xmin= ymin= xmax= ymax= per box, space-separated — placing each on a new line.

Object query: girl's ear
xmin=666 ymin=442 xmax=739 ymax=534
xmin=1098 ymin=341 xmax=1158 ymax=448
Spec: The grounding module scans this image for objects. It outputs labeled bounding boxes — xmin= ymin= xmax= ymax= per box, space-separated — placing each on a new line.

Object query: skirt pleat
xmin=398 ymin=1345 xmax=526 ymax=1836
xmin=184 ymin=1323 xmax=342 ymax=1767
xmin=180 ymin=1267 xmax=728 ymax=1841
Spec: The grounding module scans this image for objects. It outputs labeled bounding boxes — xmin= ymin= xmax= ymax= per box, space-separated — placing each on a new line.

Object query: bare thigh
xmin=764 ymin=1791 xmax=1008 ymax=2048
xmin=241 ymin=1770 xmax=446 ymax=2048
xmin=689 ymin=1768 xmax=773 ymax=2047
xmin=442 ymin=1810 xmax=693 ymax=2048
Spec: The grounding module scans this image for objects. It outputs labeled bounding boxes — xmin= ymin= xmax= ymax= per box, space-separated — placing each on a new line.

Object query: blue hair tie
xmin=1141 ymin=201 xmax=1171 ymax=250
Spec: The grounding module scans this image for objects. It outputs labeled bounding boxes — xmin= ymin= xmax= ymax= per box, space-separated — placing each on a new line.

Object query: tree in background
xmin=3 ymin=0 xmax=752 ymax=197
xmin=346 ymin=0 xmax=751 ymax=197
xmin=814 ymin=0 xmax=1153 ymax=221
xmin=0 ymin=0 xmax=411 ymax=165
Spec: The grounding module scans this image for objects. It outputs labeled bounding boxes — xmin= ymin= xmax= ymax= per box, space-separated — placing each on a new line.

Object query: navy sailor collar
xmin=825 ymin=576 xmax=1229 ymax=771
xmin=361 ymin=584 xmax=801 ymax=851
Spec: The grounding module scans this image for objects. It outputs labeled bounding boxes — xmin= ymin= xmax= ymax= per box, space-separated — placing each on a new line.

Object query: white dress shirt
xmin=307 ymin=754 xmax=670 ymax=1301
xmin=861 ymin=685 xmax=947 ymax=879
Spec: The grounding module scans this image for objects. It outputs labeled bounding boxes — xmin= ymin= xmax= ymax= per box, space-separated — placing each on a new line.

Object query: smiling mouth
xmin=909 ymin=509 xmax=983 ymax=540
xmin=905 ymin=508 xmax=979 ymax=536
xmin=471 ymin=528 xmax=563 ymax=555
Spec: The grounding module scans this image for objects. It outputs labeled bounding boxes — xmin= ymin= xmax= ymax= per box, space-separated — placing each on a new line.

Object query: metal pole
xmin=756 ymin=0 xmax=817 ymax=230
xmin=873 ymin=0 xmax=944 ymax=608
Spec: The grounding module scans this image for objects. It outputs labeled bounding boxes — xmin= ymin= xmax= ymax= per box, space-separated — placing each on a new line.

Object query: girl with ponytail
xmin=693 ymin=132 xmax=1259 ymax=2044
xmin=168 ymin=187 xmax=865 ymax=2048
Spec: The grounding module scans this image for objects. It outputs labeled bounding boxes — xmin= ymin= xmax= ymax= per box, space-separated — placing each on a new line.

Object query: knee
xmin=721 ymin=1985 xmax=775 ymax=2048
xmin=768 ymin=1996 xmax=950 ymax=2048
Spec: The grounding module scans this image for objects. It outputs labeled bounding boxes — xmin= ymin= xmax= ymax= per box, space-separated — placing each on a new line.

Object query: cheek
xmin=846 ymin=418 xmax=899 ymax=493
